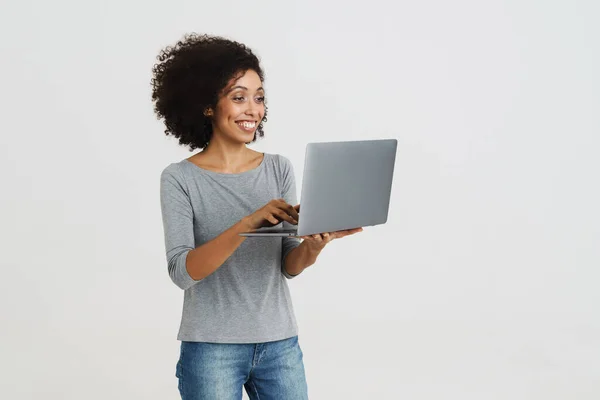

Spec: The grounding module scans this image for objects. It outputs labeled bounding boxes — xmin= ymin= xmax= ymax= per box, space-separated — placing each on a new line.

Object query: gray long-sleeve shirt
xmin=159 ymin=153 xmax=302 ymax=343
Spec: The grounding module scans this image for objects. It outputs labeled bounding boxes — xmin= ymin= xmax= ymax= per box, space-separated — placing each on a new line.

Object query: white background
xmin=1 ymin=0 xmax=599 ymax=398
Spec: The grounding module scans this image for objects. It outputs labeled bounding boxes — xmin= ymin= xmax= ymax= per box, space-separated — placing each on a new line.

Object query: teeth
xmin=237 ymin=121 xmax=256 ymax=129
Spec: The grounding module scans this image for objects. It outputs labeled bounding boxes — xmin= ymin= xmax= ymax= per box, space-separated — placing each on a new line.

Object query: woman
xmin=152 ymin=33 xmax=362 ymax=399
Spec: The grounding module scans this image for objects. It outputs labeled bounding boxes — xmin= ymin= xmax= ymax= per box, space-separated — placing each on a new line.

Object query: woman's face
xmin=211 ymin=69 xmax=265 ymax=145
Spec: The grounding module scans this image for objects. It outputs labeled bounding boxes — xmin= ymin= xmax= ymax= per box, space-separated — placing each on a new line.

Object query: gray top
xmin=159 ymin=152 xmax=302 ymax=343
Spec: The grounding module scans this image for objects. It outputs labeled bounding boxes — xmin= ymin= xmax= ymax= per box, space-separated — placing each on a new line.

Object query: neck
xmin=201 ymin=134 xmax=252 ymax=168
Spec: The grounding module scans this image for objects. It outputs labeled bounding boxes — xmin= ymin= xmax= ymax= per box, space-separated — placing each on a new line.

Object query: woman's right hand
xmin=242 ymin=199 xmax=300 ymax=230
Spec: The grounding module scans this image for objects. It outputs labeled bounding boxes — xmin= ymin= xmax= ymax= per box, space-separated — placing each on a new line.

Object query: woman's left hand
xmin=299 ymin=227 xmax=363 ymax=252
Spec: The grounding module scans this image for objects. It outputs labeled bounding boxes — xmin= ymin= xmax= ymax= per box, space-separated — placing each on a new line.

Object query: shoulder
xmin=160 ymin=161 xmax=190 ymax=192
xmin=266 ymin=153 xmax=294 ymax=172
xmin=265 ymin=154 xmax=296 ymax=189
xmin=161 ymin=161 xmax=184 ymax=180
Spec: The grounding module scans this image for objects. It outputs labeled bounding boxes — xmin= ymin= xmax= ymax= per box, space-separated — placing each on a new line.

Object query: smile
xmin=236 ymin=121 xmax=257 ymax=132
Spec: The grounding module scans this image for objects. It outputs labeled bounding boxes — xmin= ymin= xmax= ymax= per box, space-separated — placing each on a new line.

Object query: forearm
xmin=283 ymin=241 xmax=322 ymax=276
xmin=186 ymin=218 xmax=251 ymax=281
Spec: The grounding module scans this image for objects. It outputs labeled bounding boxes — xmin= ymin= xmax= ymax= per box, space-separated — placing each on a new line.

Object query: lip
xmin=235 ymin=120 xmax=258 ymax=133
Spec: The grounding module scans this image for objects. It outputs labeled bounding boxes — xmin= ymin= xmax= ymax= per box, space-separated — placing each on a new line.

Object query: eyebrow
xmin=226 ymin=85 xmax=265 ymax=93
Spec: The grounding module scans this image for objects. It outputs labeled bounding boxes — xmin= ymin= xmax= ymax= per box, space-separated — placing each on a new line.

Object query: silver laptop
xmin=240 ymin=139 xmax=397 ymax=237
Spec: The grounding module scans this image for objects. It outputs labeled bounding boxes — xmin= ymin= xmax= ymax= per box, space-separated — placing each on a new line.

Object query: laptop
xmin=239 ymin=139 xmax=397 ymax=237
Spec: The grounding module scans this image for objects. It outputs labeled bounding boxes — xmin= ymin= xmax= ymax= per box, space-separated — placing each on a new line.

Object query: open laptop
xmin=239 ymin=139 xmax=397 ymax=237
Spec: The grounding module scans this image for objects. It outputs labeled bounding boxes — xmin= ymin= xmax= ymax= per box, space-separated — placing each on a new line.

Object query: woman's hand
xmin=242 ymin=199 xmax=300 ymax=230
xmin=300 ymin=227 xmax=363 ymax=252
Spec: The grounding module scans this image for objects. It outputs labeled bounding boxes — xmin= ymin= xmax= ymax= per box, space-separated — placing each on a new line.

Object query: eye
xmin=256 ymin=96 xmax=265 ymax=103
xmin=233 ymin=96 xmax=245 ymax=101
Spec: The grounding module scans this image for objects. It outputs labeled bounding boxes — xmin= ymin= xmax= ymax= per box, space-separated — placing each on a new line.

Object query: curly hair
xmin=151 ymin=33 xmax=267 ymax=151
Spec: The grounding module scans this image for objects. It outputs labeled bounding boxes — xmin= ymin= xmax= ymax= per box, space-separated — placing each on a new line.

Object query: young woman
xmin=152 ymin=33 xmax=362 ymax=399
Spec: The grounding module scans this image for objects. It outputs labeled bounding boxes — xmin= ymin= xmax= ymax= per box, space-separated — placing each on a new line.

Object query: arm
xmin=277 ymin=155 xmax=304 ymax=278
xmin=185 ymin=219 xmax=251 ymax=281
xmin=160 ymin=165 xmax=252 ymax=290
xmin=283 ymin=241 xmax=321 ymax=276
xmin=284 ymin=228 xmax=364 ymax=276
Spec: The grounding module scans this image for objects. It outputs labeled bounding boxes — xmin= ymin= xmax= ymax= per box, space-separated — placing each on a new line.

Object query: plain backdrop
xmin=1 ymin=0 xmax=599 ymax=399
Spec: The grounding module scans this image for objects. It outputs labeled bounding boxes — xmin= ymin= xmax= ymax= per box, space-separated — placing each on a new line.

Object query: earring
xmin=204 ymin=109 xmax=213 ymax=117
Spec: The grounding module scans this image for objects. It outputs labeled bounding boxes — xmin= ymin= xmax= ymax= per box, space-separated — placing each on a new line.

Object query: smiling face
xmin=210 ymin=69 xmax=266 ymax=145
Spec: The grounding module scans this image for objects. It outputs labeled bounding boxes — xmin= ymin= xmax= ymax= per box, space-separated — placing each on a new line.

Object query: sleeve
xmin=160 ymin=164 xmax=199 ymax=290
xmin=278 ymin=155 xmax=303 ymax=279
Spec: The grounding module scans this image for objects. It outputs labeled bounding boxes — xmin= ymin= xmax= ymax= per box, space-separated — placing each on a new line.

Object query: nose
xmin=245 ymin=100 xmax=260 ymax=118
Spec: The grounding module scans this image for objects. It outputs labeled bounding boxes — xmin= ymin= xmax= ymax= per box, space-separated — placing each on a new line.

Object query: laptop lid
xmin=297 ymin=139 xmax=397 ymax=236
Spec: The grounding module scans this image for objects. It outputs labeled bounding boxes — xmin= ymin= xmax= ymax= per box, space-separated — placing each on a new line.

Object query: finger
xmin=276 ymin=209 xmax=298 ymax=224
xmin=332 ymin=231 xmax=350 ymax=239
xmin=334 ymin=228 xmax=362 ymax=239
xmin=331 ymin=232 xmax=344 ymax=240
xmin=294 ymin=204 xmax=300 ymax=213
xmin=284 ymin=203 xmax=300 ymax=221
xmin=273 ymin=201 xmax=299 ymax=223
xmin=271 ymin=208 xmax=297 ymax=224
xmin=322 ymin=232 xmax=333 ymax=243
xmin=339 ymin=227 xmax=363 ymax=235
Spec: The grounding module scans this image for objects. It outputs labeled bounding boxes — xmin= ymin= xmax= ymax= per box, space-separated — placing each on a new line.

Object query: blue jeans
xmin=176 ymin=336 xmax=309 ymax=399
